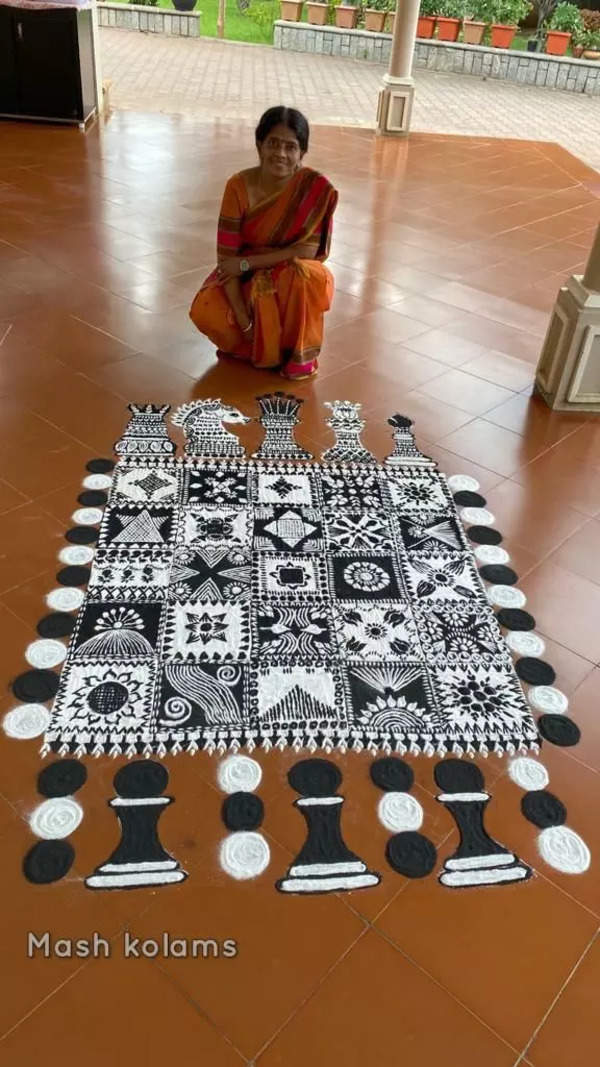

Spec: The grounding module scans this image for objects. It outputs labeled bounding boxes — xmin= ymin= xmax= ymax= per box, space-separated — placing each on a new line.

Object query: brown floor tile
xmin=439 ymin=419 xmax=549 ymax=477
xmin=404 ymin=326 xmax=488 ymax=367
xmin=0 ymin=478 xmax=29 ymax=515
xmin=484 ymin=478 xmax=589 ymax=556
xmin=527 ymin=934 xmax=600 ymax=1067
xmin=0 ymin=505 xmax=64 ymax=595
xmin=0 ymin=401 xmax=93 ymax=497
xmin=546 ymin=518 xmax=600 ymax=587
xmin=419 ymin=367 xmax=516 ymax=416
xmin=257 ymin=929 xmax=518 ymax=1066
xmin=484 ymin=391 xmax=586 ymax=449
xmin=511 ymin=444 xmax=600 ymax=518
xmin=460 ymin=351 xmax=537 ymax=393
xmin=0 ymin=954 xmax=246 ymax=1065
xmin=519 ymin=561 xmax=600 ymax=663
xmin=376 ymin=832 xmax=597 ymax=1051
xmin=558 ymin=669 xmax=600 ymax=775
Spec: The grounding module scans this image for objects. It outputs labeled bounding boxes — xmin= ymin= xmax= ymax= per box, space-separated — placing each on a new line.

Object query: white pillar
xmin=376 ymin=0 xmax=421 ymax=136
xmin=91 ymin=1 xmax=104 ymax=116
xmin=535 ymin=224 xmax=600 ymax=413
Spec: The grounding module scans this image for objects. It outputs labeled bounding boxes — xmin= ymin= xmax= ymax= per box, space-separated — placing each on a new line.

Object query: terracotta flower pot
xmin=335 ymin=5 xmax=359 ymax=28
xmin=462 ymin=19 xmax=485 ymax=45
xmin=490 ymin=23 xmax=516 ymax=49
xmin=306 ymin=1 xmax=328 ymax=24
xmin=545 ymin=30 xmax=571 ymax=56
xmin=365 ymin=9 xmax=387 ymax=31
xmin=416 ymin=15 xmax=436 ymax=38
xmin=572 ymin=44 xmax=584 ymax=57
xmin=583 ymin=49 xmax=600 ymax=59
xmin=386 ymin=12 xmax=395 ymax=32
xmin=280 ymin=0 xmax=304 ymax=20
xmin=436 ymin=16 xmax=460 ymax=42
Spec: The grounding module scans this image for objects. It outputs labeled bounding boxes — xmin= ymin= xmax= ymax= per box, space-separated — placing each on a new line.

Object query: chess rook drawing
xmin=114 ymin=404 xmax=176 ymax=456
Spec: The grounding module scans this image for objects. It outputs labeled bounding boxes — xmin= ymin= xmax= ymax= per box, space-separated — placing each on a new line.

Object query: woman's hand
xmin=217 ymin=257 xmax=246 ymax=281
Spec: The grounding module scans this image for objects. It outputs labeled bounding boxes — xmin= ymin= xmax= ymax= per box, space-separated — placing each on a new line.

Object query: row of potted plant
xmin=279 ymin=0 xmax=600 ymax=56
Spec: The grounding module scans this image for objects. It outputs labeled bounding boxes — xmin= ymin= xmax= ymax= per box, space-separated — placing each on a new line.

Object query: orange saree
xmin=189 ymin=167 xmax=338 ymax=377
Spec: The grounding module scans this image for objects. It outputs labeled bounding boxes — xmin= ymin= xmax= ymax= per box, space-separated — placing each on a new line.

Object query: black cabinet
xmin=0 ymin=6 xmax=96 ymax=125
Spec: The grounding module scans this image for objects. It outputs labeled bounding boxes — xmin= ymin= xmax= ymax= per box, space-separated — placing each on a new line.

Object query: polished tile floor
xmin=1 ymin=112 xmax=599 ymax=1066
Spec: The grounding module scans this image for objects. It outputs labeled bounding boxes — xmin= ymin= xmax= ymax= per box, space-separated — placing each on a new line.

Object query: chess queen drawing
xmin=189 ymin=106 xmax=338 ymax=381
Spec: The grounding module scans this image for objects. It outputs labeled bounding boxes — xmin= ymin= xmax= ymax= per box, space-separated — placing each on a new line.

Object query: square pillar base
xmin=535 ymin=277 xmax=600 ymax=413
xmin=376 ymin=77 xmax=414 ymax=137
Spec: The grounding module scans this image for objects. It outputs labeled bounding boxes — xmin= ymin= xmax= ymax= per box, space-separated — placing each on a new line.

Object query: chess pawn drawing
xmin=435 ymin=760 xmax=531 ymax=888
xmin=321 ymin=401 xmax=376 ymax=464
xmin=384 ymin=414 xmax=436 ymax=469
xmin=114 ymin=404 xmax=176 ymax=457
xmin=277 ymin=759 xmax=380 ymax=894
xmin=253 ymin=393 xmax=313 ymax=461
xmin=85 ymin=762 xmax=187 ymax=890
xmin=171 ymin=399 xmax=251 ymax=458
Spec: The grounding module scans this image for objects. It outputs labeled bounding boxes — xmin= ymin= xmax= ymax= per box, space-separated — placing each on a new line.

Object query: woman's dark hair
xmin=255 ymin=106 xmax=309 ymax=153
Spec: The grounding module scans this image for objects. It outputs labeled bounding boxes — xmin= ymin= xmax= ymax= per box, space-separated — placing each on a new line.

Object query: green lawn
xmin=114 ymin=0 xmax=279 ymax=42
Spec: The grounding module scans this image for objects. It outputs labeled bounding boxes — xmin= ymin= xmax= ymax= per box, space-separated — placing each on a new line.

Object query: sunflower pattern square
xmin=46 ymin=421 xmax=536 ymax=756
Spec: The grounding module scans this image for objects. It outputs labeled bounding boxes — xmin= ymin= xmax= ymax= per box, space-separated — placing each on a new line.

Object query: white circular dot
xmin=506 ymin=632 xmax=546 ymax=658
xmin=508 ymin=757 xmax=550 ymax=792
xmin=377 ymin=792 xmax=424 ymax=833
xmin=46 ymin=587 xmax=85 ymax=612
xmin=59 ymin=545 xmax=95 ymax=566
xmin=71 ymin=507 xmax=103 ymax=526
xmin=474 ymin=545 xmax=510 ymax=565
xmin=2 ymin=704 xmax=51 ymax=739
xmin=448 ymin=475 xmax=480 ymax=492
xmin=489 ymin=585 xmax=527 ymax=609
xmin=461 ymin=507 xmax=495 ymax=526
xmin=529 ymin=686 xmax=569 ymax=715
xmin=219 ymin=832 xmax=270 ymax=880
xmin=217 ymin=755 xmax=262 ymax=795
xmin=537 ymin=826 xmax=591 ymax=875
xmin=25 ymin=639 xmax=67 ymax=670
xmin=82 ymin=474 xmax=112 ymax=490
xmin=29 ymin=797 xmax=83 ymax=840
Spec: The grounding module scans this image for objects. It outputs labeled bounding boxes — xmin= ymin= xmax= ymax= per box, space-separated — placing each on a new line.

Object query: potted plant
xmin=364 ymin=0 xmax=391 ymax=31
xmin=544 ymin=2 xmax=583 ymax=54
xmin=583 ymin=29 xmax=600 ymax=57
xmin=172 ymin=0 xmax=197 ymax=10
xmin=306 ymin=0 xmax=330 ymax=23
xmin=386 ymin=3 xmax=396 ymax=32
xmin=436 ymin=0 xmax=462 ymax=40
xmin=417 ymin=0 xmax=437 ymax=37
xmin=489 ymin=0 xmax=531 ymax=49
xmin=280 ymin=0 xmax=305 ymax=19
xmin=335 ymin=0 xmax=359 ymax=28
xmin=462 ymin=0 xmax=487 ymax=43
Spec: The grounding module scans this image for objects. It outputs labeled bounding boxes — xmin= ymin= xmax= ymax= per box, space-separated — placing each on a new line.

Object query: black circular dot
xmin=86 ymin=458 xmax=114 ymax=473
xmin=467 ymin=525 xmax=502 ymax=545
xmin=385 ymin=832 xmax=437 ymax=878
xmin=12 ymin=670 xmax=59 ymax=703
xmin=87 ymin=682 xmax=129 ymax=716
xmin=538 ymin=715 xmax=581 ymax=748
xmin=37 ymin=613 xmax=76 ymax=639
xmin=515 ymin=658 xmax=556 ymax=686
xmin=56 ymin=566 xmax=91 ymax=587
xmin=434 ymin=759 xmax=484 ymax=794
xmin=288 ymin=758 xmax=341 ymax=797
xmin=65 ymin=526 xmax=98 ymax=545
xmin=77 ymin=490 xmax=107 ymax=508
xmin=496 ymin=608 xmax=536 ymax=632
xmin=479 ymin=565 xmax=518 ymax=586
xmin=453 ymin=491 xmax=487 ymax=508
xmin=222 ymin=792 xmax=264 ymax=832
xmin=38 ymin=759 xmax=87 ymax=798
xmin=23 ymin=840 xmax=75 ymax=884
xmin=114 ymin=760 xmax=168 ymax=798
xmin=370 ymin=758 xmax=414 ymax=793
xmin=521 ymin=790 xmax=567 ymax=828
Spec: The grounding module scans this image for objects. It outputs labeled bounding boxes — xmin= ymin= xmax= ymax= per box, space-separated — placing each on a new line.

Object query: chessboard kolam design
xmin=26 ymin=397 xmax=542 ymax=760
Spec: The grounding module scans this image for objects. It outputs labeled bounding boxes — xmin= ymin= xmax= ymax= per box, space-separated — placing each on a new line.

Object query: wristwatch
xmin=239 ymin=258 xmax=251 ymax=274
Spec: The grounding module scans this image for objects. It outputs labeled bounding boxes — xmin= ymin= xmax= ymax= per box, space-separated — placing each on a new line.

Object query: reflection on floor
xmin=0 ymin=112 xmax=599 ymax=1067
